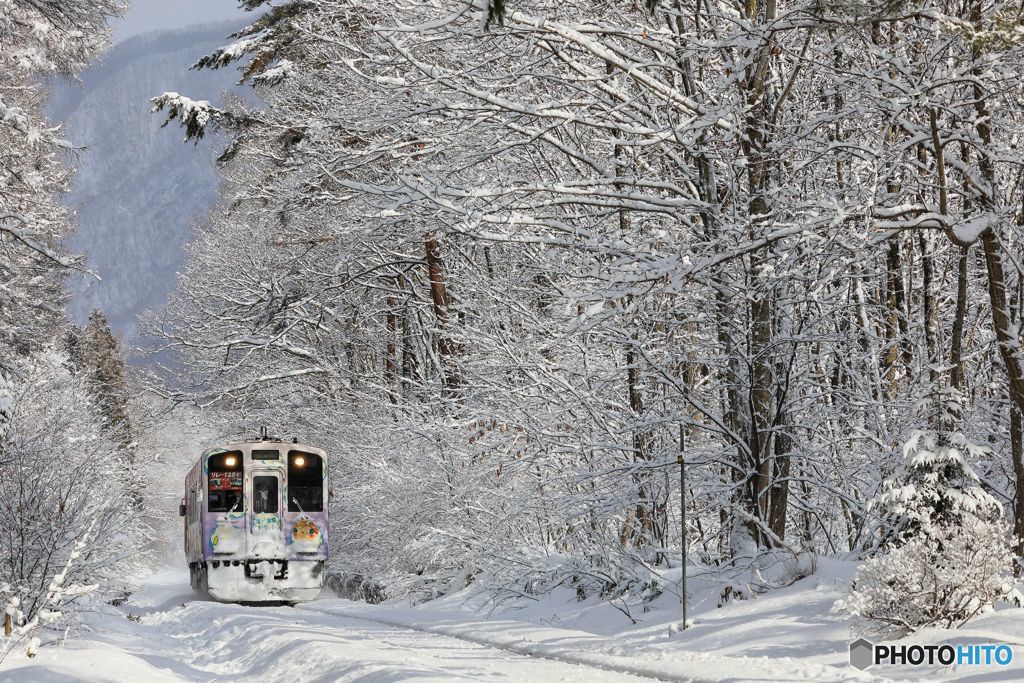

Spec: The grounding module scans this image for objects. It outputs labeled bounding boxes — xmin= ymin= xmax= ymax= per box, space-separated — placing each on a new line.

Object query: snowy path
xmin=0 ymin=572 xmax=661 ymax=683
xmin=6 ymin=565 xmax=1024 ymax=682
xmin=0 ymin=569 xmax=856 ymax=683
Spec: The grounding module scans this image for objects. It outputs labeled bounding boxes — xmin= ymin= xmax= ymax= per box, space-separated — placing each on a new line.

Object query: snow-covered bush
xmin=841 ymin=520 xmax=1012 ymax=630
xmin=839 ymin=430 xmax=1013 ymax=631
xmin=1 ymin=519 xmax=105 ymax=663
xmin=0 ymin=351 xmax=145 ymax=625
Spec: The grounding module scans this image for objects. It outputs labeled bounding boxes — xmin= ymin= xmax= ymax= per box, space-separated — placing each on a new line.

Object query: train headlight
xmin=293 ymin=455 xmax=305 ymax=467
xmin=225 ymin=455 xmax=237 ymax=467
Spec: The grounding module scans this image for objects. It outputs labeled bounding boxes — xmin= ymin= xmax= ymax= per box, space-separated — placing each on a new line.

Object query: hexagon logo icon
xmin=850 ymin=638 xmax=874 ymax=670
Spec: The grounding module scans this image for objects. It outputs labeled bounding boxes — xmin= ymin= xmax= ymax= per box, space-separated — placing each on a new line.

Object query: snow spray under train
xmin=180 ymin=432 xmax=328 ymax=603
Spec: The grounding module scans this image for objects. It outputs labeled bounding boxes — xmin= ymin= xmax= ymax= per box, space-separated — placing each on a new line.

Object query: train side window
xmin=253 ymin=476 xmax=278 ymax=514
xmin=208 ymin=450 xmax=244 ymax=512
xmin=287 ymin=451 xmax=323 ymax=512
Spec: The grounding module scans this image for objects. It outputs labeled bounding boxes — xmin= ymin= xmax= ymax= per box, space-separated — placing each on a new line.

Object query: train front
xmin=201 ymin=442 xmax=329 ymax=602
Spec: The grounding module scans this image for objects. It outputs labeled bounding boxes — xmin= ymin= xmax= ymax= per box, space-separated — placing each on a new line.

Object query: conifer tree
xmin=79 ymin=310 xmax=133 ymax=451
xmin=840 ymin=429 xmax=1013 ymax=630
xmin=66 ymin=310 xmax=139 ymax=507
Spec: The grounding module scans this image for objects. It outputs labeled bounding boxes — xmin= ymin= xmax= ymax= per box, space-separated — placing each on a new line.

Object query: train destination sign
xmin=209 ymin=471 xmax=242 ymax=491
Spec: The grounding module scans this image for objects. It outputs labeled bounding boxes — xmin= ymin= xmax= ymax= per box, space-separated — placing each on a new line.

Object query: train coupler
xmin=244 ymin=559 xmax=288 ymax=580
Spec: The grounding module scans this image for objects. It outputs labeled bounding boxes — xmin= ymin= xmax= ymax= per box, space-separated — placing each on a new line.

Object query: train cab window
xmin=253 ymin=476 xmax=279 ymax=514
xmin=287 ymin=451 xmax=323 ymax=512
xmin=208 ymin=450 xmax=244 ymax=512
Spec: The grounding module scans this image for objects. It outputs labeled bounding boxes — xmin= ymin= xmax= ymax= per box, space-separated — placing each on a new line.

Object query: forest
xmin=4 ymin=0 xmax=1024 ymax=661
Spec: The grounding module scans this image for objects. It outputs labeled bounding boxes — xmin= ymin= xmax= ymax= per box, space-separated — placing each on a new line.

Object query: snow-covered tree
xmin=0 ymin=0 xmax=126 ymax=366
xmin=874 ymin=431 xmax=1004 ymax=547
xmin=0 ymin=0 xmax=135 ymax=656
xmin=147 ymin=0 xmax=1024 ymax=605
xmin=73 ymin=311 xmax=134 ymax=450
xmin=0 ymin=350 xmax=144 ymax=623
xmin=840 ymin=430 xmax=1013 ymax=630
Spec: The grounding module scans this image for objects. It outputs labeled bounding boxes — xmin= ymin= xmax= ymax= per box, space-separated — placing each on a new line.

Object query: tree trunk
xmin=875 ymin=23 xmax=912 ymax=388
xmin=885 ymin=239 xmax=912 ymax=372
xmin=967 ymin=0 xmax=1024 ymax=429
xmin=621 ymin=343 xmax=655 ymax=549
xmin=385 ymin=295 xmax=397 ymax=405
xmin=401 ymin=301 xmax=418 ymax=393
xmin=980 ymin=229 xmax=1024 ymax=441
xmin=768 ymin=420 xmax=791 ymax=541
xmin=918 ymin=231 xmax=941 ymax=393
xmin=423 ymin=232 xmax=461 ymax=398
xmin=1012 ymin=406 xmax=1024 ymax=576
xmin=740 ymin=0 xmax=779 ymax=553
xmin=949 ymin=247 xmax=969 ymax=394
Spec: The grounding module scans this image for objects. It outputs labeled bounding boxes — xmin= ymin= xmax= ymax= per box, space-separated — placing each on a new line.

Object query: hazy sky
xmin=113 ymin=0 xmax=250 ymax=41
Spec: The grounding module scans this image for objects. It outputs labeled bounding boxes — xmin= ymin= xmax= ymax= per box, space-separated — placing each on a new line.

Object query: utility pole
xmin=679 ymin=422 xmax=688 ymax=629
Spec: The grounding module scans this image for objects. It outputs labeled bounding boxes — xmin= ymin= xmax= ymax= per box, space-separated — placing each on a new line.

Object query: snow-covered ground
xmin=0 ymin=570 xmax=649 ymax=682
xmin=3 ymin=560 xmax=1024 ymax=682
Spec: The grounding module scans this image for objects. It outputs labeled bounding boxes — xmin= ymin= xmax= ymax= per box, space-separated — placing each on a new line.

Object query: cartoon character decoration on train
xmin=209 ymin=516 xmax=245 ymax=554
xmin=290 ymin=518 xmax=322 ymax=551
xmin=206 ymin=463 xmax=245 ymax=555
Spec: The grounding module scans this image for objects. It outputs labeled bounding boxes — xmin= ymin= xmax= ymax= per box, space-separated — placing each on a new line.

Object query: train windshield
xmin=288 ymin=451 xmax=323 ymax=512
xmin=208 ymin=450 xmax=244 ymax=512
xmin=253 ymin=476 xmax=278 ymax=514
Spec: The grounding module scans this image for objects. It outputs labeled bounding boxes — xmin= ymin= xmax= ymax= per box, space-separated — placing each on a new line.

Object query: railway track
xmin=300 ymin=603 xmax=695 ymax=682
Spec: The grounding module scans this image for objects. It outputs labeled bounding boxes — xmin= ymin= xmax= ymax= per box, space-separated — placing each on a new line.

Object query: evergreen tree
xmin=67 ymin=310 xmax=138 ymax=507
xmin=874 ymin=430 xmax=1003 ymax=546
xmin=79 ymin=310 xmax=133 ymax=452
xmin=840 ymin=430 xmax=1013 ymax=630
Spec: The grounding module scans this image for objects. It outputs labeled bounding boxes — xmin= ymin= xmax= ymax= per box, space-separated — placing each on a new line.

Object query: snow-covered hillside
xmin=48 ymin=23 xmax=243 ymax=340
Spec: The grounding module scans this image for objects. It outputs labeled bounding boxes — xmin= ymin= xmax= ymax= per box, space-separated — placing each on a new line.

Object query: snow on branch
xmin=193 ymin=33 xmax=268 ymax=71
xmin=0 ymin=212 xmax=84 ymax=270
xmin=151 ymin=92 xmax=246 ymax=142
xmin=0 ymin=96 xmax=28 ymax=134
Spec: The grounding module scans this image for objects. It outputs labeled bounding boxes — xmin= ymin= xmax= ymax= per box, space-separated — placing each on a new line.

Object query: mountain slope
xmin=50 ymin=21 xmax=245 ymax=340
